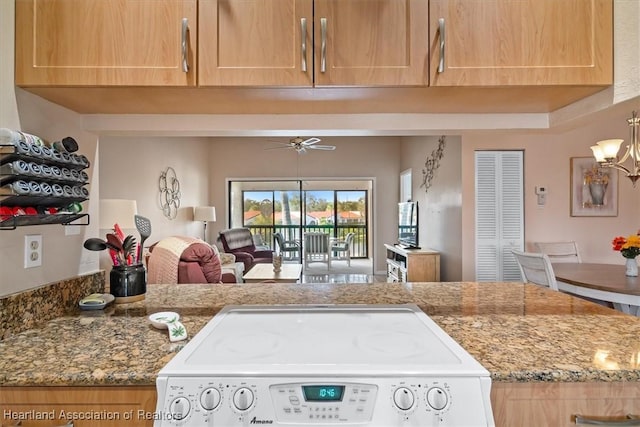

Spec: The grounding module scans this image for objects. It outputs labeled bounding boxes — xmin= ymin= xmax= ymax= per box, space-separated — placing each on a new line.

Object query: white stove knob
xmin=200 ymin=387 xmax=221 ymax=411
xmin=169 ymin=396 xmax=191 ymax=421
xmin=393 ymin=387 xmax=414 ymax=411
xmin=233 ymin=387 xmax=254 ymax=411
xmin=426 ymin=387 xmax=448 ymax=410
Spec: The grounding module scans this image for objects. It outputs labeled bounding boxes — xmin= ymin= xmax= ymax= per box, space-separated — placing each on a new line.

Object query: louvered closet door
xmin=475 ymin=151 xmax=524 ymax=281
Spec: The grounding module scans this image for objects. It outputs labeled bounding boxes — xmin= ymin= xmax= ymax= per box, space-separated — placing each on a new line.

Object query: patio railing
xmin=247 ymin=225 xmax=368 ymax=258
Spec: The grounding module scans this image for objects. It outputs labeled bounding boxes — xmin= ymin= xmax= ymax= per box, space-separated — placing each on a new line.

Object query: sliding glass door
xmin=228 ymin=180 xmax=370 ymax=258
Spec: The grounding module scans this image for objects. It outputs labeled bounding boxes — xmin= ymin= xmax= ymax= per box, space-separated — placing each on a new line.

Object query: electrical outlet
xmin=24 ymin=235 xmax=42 ymax=268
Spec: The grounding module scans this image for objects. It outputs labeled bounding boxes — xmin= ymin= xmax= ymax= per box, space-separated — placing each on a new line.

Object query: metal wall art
xmin=420 ymin=136 xmax=446 ymax=193
xmin=159 ymin=167 xmax=181 ymax=219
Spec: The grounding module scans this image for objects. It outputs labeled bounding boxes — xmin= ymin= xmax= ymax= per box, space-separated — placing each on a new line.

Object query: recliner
xmin=219 ymin=227 xmax=273 ymax=271
xmin=147 ymin=236 xmax=238 ymax=284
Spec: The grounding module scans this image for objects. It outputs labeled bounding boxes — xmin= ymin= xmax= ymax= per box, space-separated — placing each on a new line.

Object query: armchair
xmin=330 ymin=232 xmax=355 ymax=266
xmin=274 ymin=232 xmax=300 ymax=261
xmin=147 ymin=236 xmax=238 ymax=284
xmin=219 ymin=227 xmax=273 ymax=271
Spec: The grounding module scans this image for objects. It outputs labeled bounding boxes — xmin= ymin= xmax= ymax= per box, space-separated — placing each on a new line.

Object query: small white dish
xmin=79 ymin=293 xmax=115 ymax=310
xmin=149 ymin=311 xmax=180 ymax=329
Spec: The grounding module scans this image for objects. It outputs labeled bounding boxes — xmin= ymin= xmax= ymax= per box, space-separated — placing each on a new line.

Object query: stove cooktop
xmin=155 ymin=304 xmax=494 ymax=426
xmin=165 ymin=304 xmax=484 ymax=376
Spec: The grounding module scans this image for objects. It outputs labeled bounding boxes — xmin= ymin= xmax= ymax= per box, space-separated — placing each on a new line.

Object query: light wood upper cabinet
xmin=198 ymin=0 xmax=429 ymax=87
xmin=199 ymin=0 xmax=313 ymax=86
xmin=15 ymin=0 xmax=197 ymax=86
xmin=313 ymin=0 xmax=429 ymax=86
xmin=429 ymin=0 xmax=613 ymax=86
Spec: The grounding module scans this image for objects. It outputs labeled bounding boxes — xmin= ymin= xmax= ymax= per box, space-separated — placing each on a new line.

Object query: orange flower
xmin=612 ymin=236 xmax=627 ymax=251
xmin=613 ymin=234 xmax=640 ymax=258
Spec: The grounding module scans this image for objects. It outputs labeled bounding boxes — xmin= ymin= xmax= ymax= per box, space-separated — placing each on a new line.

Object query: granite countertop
xmin=2 ymin=281 xmax=640 ymax=387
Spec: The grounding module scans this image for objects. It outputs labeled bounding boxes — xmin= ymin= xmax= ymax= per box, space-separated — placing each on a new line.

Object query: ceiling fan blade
xmin=308 ymin=145 xmax=336 ymax=151
xmin=264 ymin=145 xmax=293 ymax=150
xmin=300 ymin=137 xmax=322 ymax=146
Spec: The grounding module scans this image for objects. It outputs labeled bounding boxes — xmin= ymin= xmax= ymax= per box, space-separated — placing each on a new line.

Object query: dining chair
xmin=303 ymin=232 xmax=331 ymax=269
xmin=534 ymin=241 xmax=582 ymax=263
xmin=512 ymin=250 xmax=559 ymax=291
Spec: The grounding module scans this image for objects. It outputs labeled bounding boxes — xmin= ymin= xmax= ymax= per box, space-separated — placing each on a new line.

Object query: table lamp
xmin=99 ymin=199 xmax=138 ymax=231
xmin=194 ymin=206 xmax=216 ymax=242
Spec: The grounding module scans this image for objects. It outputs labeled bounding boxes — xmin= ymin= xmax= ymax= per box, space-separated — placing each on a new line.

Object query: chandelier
xmin=590 ymin=110 xmax=640 ymax=186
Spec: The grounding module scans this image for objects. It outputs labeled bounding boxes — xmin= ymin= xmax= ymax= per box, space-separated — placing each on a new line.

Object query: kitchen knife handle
xmin=574 ymin=414 xmax=640 ymax=425
xmin=437 ymin=18 xmax=445 ymax=73
xmin=181 ymin=18 xmax=189 ymax=73
xmin=320 ymin=18 xmax=327 ymax=73
xmin=300 ymin=18 xmax=307 ymax=72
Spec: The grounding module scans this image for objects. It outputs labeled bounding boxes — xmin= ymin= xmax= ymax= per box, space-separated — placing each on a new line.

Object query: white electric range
xmin=154 ymin=304 xmax=494 ymax=426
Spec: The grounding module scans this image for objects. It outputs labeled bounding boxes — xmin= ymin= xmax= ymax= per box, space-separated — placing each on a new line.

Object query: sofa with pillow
xmin=147 ymin=236 xmax=243 ymax=284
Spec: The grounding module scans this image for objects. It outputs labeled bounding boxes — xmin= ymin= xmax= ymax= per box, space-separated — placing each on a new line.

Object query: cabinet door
xmin=199 ymin=0 xmax=313 ymax=86
xmin=314 ymin=0 xmax=429 ymax=86
xmin=0 ymin=386 xmax=156 ymax=426
xmin=429 ymin=0 xmax=613 ymax=86
xmin=15 ymin=0 xmax=197 ymax=87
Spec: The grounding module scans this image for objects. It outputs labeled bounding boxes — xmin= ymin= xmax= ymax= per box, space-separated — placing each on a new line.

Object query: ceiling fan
xmin=266 ymin=137 xmax=336 ymax=154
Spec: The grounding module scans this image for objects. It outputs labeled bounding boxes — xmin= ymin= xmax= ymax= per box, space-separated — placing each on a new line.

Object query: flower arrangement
xmin=612 ymin=234 xmax=640 ymax=259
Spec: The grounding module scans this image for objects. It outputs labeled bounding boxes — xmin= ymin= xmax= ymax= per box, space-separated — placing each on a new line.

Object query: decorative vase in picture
xmin=273 ymin=253 xmax=282 ymax=273
xmin=626 ymin=258 xmax=639 ymax=277
xmin=584 ymin=165 xmax=609 ymax=207
xmin=110 ymin=264 xmax=146 ymax=303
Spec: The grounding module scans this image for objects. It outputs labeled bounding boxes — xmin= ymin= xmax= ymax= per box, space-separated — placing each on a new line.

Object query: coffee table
xmin=243 ymin=263 xmax=303 ymax=283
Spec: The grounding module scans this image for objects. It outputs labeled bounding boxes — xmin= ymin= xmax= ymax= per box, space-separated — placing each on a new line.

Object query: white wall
xmin=461 ymin=100 xmax=640 ymax=280
xmin=99 ymin=136 xmax=212 ymax=240
xmin=0 ymin=2 xmax=100 ymax=297
xmin=401 ymin=136 xmax=463 ymax=281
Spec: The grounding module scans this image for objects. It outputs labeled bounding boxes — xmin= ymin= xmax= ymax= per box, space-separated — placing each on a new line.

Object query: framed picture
xmin=570 ymin=157 xmax=618 ymax=217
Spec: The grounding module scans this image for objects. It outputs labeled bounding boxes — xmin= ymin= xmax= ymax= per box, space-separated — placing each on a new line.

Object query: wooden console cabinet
xmin=384 ymin=244 xmax=440 ymax=282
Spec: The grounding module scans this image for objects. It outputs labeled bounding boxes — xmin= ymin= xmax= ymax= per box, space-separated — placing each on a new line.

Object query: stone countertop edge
xmin=1 ymin=281 xmax=640 ymax=387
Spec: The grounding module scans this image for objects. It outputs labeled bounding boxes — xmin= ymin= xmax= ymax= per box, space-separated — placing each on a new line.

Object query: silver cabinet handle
xmin=181 ymin=18 xmax=189 ymax=73
xmin=320 ymin=17 xmax=327 ymax=73
xmin=300 ymin=18 xmax=307 ymax=72
xmin=437 ymin=18 xmax=445 ymax=73
xmin=575 ymin=414 xmax=640 ymax=425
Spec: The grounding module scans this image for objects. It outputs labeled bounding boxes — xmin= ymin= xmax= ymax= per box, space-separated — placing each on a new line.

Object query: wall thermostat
xmin=535 ymin=186 xmax=547 ymax=205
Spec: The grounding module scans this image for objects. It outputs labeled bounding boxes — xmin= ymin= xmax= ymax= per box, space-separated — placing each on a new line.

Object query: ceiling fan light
xmin=596 ymin=139 xmax=624 ymax=158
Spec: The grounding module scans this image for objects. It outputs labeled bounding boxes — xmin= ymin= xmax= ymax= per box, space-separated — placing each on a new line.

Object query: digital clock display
xmin=302 ymin=385 xmax=345 ymax=402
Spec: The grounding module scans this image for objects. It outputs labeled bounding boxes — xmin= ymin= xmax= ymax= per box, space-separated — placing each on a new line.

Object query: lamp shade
xmin=590 ymin=145 xmax=606 ymax=162
xmin=99 ymin=199 xmax=138 ymax=230
xmin=596 ymin=139 xmax=624 ymax=158
xmin=194 ymin=206 xmax=216 ymax=222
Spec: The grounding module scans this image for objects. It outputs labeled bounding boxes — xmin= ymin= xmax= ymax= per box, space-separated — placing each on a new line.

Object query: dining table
xmin=553 ymin=262 xmax=640 ymax=316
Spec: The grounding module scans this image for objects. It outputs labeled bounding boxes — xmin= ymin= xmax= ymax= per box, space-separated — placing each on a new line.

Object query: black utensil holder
xmin=110 ymin=264 xmax=146 ymax=303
